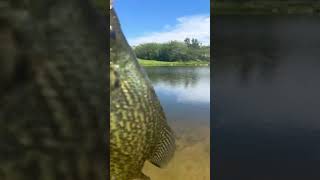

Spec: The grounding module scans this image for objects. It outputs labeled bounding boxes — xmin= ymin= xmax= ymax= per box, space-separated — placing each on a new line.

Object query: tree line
xmin=133 ymin=38 xmax=210 ymax=62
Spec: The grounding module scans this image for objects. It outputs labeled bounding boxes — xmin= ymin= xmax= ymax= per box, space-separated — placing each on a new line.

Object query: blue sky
xmin=114 ymin=0 xmax=210 ymax=45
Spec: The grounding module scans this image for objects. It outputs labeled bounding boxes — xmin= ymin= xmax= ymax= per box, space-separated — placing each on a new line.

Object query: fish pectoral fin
xmin=149 ymin=125 xmax=175 ymax=168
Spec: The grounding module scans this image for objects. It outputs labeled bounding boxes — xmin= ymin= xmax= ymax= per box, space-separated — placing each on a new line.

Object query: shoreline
xmin=138 ymin=59 xmax=210 ymax=67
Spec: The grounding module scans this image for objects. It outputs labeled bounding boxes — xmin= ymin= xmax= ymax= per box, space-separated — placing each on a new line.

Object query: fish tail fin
xmin=149 ymin=124 xmax=176 ymax=168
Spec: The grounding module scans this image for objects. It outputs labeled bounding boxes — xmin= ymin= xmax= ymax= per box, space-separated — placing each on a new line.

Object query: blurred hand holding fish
xmin=110 ymin=2 xmax=176 ymax=180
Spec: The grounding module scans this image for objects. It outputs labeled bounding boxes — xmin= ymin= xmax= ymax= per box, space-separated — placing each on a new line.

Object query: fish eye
xmin=110 ymin=26 xmax=116 ymax=40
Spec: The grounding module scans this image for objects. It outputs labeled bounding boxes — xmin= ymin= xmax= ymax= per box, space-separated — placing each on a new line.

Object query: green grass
xmin=138 ymin=59 xmax=209 ymax=67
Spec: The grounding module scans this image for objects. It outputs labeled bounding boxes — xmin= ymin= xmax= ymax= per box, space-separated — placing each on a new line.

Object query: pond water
xmin=213 ymin=15 xmax=320 ymax=180
xmin=142 ymin=66 xmax=210 ymax=180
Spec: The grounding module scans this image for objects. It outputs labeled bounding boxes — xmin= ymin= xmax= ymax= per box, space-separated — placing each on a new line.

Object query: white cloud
xmin=128 ymin=14 xmax=210 ymax=46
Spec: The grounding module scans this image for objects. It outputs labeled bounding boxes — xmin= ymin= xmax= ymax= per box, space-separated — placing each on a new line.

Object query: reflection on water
xmin=152 ymin=69 xmax=210 ymax=104
xmin=214 ymin=15 xmax=320 ymax=180
xmin=142 ymin=67 xmax=210 ymax=180
xmin=156 ymin=82 xmax=209 ymax=103
xmin=146 ymin=67 xmax=210 ymax=124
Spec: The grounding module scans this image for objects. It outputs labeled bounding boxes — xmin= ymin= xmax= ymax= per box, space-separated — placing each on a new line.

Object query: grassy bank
xmin=213 ymin=2 xmax=320 ymax=15
xmin=138 ymin=59 xmax=209 ymax=67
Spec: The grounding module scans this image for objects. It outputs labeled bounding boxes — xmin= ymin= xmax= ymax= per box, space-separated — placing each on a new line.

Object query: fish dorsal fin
xmin=149 ymin=125 xmax=176 ymax=168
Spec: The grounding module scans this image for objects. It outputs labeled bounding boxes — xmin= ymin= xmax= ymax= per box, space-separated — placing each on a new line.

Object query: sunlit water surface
xmin=142 ymin=66 xmax=210 ymax=180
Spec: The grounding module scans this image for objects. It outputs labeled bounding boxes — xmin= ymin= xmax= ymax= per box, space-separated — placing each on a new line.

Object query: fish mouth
xmin=110 ymin=25 xmax=116 ymax=40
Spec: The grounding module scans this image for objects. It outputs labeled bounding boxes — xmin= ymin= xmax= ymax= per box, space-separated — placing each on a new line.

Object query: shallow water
xmin=214 ymin=15 xmax=320 ymax=180
xmin=142 ymin=66 xmax=210 ymax=180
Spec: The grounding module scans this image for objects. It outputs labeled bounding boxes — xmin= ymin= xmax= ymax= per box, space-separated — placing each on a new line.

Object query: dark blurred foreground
xmin=213 ymin=0 xmax=320 ymax=15
xmin=213 ymin=15 xmax=320 ymax=180
xmin=0 ymin=0 xmax=107 ymax=179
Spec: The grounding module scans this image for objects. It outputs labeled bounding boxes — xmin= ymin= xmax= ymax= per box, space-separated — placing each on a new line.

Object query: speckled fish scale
xmin=110 ymin=5 xmax=176 ymax=180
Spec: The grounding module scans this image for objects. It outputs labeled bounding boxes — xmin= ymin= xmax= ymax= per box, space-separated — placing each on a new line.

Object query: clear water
xmin=143 ymin=66 xmax=210 ymax=180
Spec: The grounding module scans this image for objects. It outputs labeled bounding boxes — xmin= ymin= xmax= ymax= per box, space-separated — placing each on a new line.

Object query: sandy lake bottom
xmin=143 ymin=124 xmax=210 ymax=180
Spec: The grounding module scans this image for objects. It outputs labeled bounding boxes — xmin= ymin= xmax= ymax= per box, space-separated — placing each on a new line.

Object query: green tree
xmin=133 ymin=38 xmax=210 ymax=62
xmin=191 ymin=38 xmax=201 ymax=49
xmin=184 ymin=38 xmax=191 ymax=47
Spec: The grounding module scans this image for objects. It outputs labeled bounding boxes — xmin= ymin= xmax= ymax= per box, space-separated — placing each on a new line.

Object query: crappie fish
xmin=110 ymin=6 xmax=176 ymax=180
